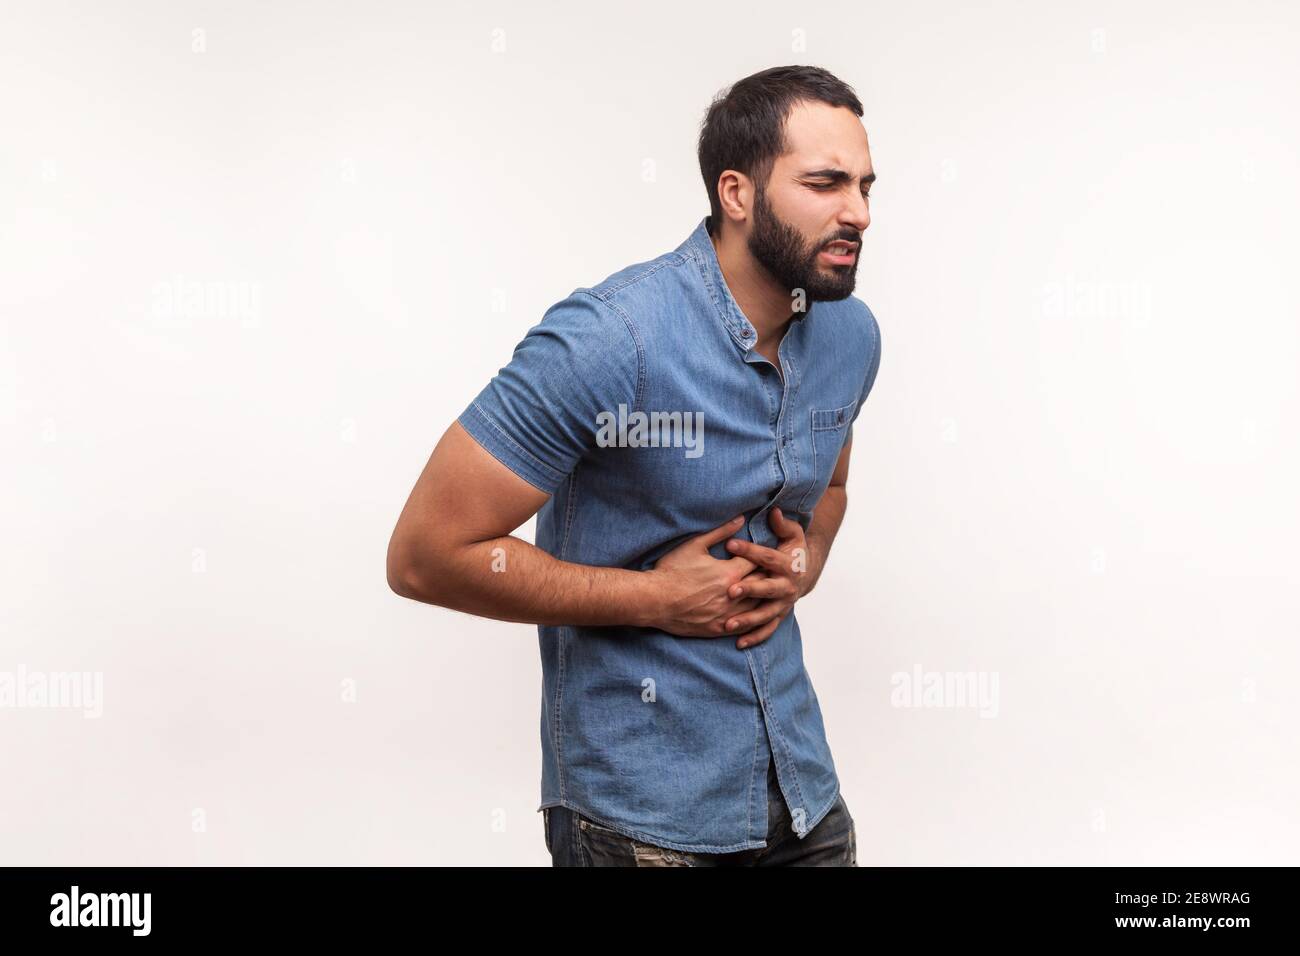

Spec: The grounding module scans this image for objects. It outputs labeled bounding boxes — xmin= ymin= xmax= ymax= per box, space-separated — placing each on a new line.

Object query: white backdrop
xmin=2 ymin=0 xmax=1297 ymax=865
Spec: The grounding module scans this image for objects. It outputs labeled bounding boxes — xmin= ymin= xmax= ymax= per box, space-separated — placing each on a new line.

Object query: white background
xmin=2 ymin=0 xmax=1297 ymax=865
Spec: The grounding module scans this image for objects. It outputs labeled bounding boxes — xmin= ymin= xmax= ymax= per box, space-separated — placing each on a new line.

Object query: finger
xmin=724 ymin=555 xmax=760 ymax=584
xmin=724 ymin=538 xmax=791 ymax=574
xmin=729 ymin=575 xmax=797 ymax=600
xmin=735 ymin=613 xmax=784 ymax=650
xmin=705 ymin=597 xmax=761 ymax=635
xmin=692 ymin=515 xmax=745 ymax=549
xmin=768 ymin=507 xmax=802 ymax=542
xmin=722 ymin=599 xmax=786 ymax=635
xmin=728 ymin=569 xmax=768 ymax=599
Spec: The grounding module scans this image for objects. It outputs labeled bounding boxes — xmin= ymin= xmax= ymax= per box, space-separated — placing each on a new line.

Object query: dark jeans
xmin=544 ymin=759 xmax=857 ymax=866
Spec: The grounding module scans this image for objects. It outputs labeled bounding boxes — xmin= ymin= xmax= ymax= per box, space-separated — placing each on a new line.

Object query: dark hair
xmin=697 ymin=65 xmax=863 ymax=237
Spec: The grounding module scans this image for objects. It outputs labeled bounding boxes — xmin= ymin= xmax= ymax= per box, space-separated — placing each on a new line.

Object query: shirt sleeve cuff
xmin=457 ymin=401 xmax=566 ymax=495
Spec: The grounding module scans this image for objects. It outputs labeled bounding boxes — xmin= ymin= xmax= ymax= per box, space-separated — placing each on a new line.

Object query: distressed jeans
xmin=544 ymin=759 xmax=857 ymax=867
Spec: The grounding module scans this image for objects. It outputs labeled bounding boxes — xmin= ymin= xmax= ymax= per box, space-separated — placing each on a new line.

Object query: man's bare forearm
xmin=392 ymin=488 xmax=849 ymax=626
xmin=803 ymin=485 xmax=848 ymax=594
xmin=388 ymin=533 xmax=657 ymax=628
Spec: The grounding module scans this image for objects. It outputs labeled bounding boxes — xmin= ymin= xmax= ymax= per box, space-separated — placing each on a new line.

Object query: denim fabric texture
xmin=458 ymin=215 xmax=881 ymax=853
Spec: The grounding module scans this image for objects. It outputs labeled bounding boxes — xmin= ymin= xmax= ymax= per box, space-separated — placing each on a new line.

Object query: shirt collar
xmin=679 ymin=215 xmax=814 ymax=354
xmin=679 ymin=216 xmax=759 ymax=351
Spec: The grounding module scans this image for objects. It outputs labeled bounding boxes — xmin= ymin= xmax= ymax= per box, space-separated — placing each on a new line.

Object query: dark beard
xmin=746 ymin=184 xmax=859 ymax=304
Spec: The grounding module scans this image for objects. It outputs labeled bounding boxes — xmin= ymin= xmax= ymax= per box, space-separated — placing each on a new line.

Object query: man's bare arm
xmin=803 ymin=435 xmax=854 ymax=594
xmin=385 ymin=422 xmax=757 ymax=634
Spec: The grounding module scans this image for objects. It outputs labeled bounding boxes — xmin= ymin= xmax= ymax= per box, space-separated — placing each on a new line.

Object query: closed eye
xmin=808 ymin=181 xmax=871 ymax=199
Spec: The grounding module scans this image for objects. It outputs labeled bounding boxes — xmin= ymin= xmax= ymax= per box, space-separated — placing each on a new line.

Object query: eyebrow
xmin=801 ymin=168 xmax=876 ymax=186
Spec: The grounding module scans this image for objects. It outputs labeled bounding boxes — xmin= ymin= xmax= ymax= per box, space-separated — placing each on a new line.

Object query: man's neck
xmin=710 ymin=226 xmax=798 ymax=357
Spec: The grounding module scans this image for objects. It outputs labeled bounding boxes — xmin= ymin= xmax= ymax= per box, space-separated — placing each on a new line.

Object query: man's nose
xmin=842 ymin=192 xmax=870 ymax=231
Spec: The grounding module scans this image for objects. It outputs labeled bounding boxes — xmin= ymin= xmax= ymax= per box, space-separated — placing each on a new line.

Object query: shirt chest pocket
xmin=797 ymin=398 xmax=857 ymax=513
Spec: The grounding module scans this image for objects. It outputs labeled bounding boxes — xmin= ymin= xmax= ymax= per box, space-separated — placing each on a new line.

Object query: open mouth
xmin=820 ymin=240 xmax=858 ymax=264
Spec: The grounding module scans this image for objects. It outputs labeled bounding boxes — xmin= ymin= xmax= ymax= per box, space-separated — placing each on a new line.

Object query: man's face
xmin=745 ymin=101 xmax=873 ymax=304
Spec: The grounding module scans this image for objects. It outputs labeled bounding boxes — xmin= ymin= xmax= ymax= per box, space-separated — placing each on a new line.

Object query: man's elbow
xmin=386 ymin=539 xmax=444 ymax=604
xmin=386 ymin=559 xmax=420 ymax=601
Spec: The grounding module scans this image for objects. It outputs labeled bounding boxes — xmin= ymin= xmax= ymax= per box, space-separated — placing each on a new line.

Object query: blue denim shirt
xmin=458 ymin=215 xmax=881 ymax=852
